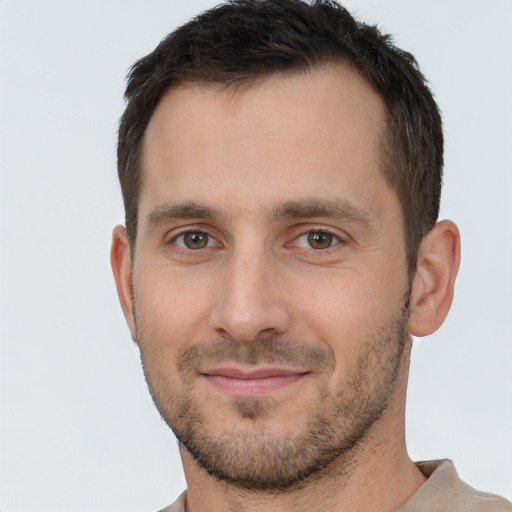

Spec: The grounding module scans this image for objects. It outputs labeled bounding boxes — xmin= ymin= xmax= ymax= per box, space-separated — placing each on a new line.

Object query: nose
xmin=209 ymin=245 xmax=292 ymax=343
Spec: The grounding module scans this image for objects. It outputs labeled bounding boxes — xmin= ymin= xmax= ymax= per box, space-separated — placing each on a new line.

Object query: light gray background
xmin=0 ymin=1 xmax=511 ymax=511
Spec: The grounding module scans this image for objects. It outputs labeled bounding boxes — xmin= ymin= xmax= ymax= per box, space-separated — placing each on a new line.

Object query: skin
xmin=111 ymin=63 xmax=460 ymax=512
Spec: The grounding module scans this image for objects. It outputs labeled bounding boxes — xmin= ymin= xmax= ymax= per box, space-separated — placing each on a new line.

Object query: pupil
xmin=185 ymin=232 xmax=207 ymax=249
xmin=308 ymin=232 xmax=332 ymax=249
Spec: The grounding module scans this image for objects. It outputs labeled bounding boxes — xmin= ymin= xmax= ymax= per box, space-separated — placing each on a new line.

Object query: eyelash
xmin=293 ymin=230 xmax=343 ymax=250
xmin=170 ymin=229 xmax=219 ymax=250
xmin=167 ymin=227 xmax=345 ymax=254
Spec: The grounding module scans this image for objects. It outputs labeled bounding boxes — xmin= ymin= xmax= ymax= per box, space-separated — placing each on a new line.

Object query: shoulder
xmin=158 ymin=463 xmax=512 ymax=512
xmin=398 ymin=460 xmax=511 ymax=512
xmin=157 ymin=491 xmax=187 ymax=512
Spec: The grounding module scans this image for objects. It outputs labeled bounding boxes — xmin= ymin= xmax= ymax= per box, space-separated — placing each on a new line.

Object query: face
xmin=127 ymin=65 xmax=412 ymax=489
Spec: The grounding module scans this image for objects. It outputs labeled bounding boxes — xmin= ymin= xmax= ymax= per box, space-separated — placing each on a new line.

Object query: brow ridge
xmin=147 ymin=201 xmax=217 ymax=226
xmin=146 ymin=198 xmax=373 ymax=229
xmin=270 ymin=199 xmax=373 ymax=227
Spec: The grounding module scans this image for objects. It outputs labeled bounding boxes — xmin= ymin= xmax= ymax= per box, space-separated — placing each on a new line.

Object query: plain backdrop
xmin=0 ymin=1 xmax=511 ymax=511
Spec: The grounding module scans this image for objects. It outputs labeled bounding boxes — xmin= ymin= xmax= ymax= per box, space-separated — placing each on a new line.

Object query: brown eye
xmin=178 ymin=232 xmax=210 ymax=249
xmin=307 ymin=231 xmax=334 ymax=249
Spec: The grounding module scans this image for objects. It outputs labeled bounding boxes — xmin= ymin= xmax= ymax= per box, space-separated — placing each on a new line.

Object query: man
xmin=110 ymin=0 xmax=511 ymax=510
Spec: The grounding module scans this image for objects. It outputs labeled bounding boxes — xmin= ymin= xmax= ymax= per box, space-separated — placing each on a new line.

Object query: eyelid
xmin=287 ymin=225 xmax=349 ymax=250
xmin=163 ymin=223 xmax=349 ymax=252
xmin=165 ymin=225 xmax=223 ymax=250
xmin=175 ymin=232 xmax=215 ymax=250
xmin=295 ymin=232 xmax=340 ymax=249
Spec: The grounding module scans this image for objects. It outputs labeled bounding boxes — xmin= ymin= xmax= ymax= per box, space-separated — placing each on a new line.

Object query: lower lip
xmin=203 ymin=373 xmax=307 ymax=397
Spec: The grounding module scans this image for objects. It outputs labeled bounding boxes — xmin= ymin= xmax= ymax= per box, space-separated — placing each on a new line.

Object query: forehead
xmin=140 ymin=64 xmax=390 ymax=221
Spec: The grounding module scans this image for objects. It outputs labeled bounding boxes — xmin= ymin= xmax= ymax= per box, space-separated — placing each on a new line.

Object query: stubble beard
xmin=136 ymin=293 xmax=411 ymax=492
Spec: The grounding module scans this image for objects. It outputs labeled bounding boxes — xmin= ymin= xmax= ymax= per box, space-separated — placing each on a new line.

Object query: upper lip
xmin=201 ymin=366 xmax=308 ymax=379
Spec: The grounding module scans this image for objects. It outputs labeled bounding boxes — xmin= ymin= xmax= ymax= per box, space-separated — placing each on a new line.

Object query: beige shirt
xmin=159 ymin=460 xmax=511 ymax=512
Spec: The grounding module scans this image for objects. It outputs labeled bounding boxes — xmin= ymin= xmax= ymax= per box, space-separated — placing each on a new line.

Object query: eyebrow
xmin=147 ymin=201 xmax=218 ymax=226
xmin=270 ymin=199 xmax=373 ymax=228
xmin=146 ymin=198 xmax=374 ymax=229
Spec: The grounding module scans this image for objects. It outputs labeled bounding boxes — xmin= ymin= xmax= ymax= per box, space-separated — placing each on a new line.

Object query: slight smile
xmin=201 ymin=367 xmax=310 ymax=397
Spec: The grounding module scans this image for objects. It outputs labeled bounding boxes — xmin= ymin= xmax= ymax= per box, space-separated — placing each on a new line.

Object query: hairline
xmin=128 ymin=60 xmax=415 ymax=271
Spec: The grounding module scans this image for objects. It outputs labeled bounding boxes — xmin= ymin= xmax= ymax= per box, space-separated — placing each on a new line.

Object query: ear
xmin=110 ymin=225 xmax=137 ymax=341
xmin=408 ymin=220 xmax=461 ymax=337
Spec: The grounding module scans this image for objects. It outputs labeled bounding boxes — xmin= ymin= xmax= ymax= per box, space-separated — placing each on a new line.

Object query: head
xmin=118 ymin=0 xmax=443 ymax=274
xmin=112 ymin=0 xmax=460 ymax=493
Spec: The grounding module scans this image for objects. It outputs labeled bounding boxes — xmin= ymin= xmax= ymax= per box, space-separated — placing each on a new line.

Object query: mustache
xmin=176 ymin=335 xmax=334 ymax=374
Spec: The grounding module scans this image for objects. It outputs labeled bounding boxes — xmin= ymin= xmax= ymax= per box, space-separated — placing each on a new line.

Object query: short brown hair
xmin=118 ymin=0 xmax=443 ymax=271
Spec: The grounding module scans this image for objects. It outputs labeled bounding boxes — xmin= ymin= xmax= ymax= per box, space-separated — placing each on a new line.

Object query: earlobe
xmin=409 ymin=220 xmax=461 ymax=337
xmin=110 ymin=225 xmax=137 ymax=341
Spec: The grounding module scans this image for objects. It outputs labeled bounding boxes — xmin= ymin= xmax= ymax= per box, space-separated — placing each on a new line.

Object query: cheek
xmin=133 ymin=269 xmax=213 ymax=358
xmin=289 ymin=270 xmax=406 ymax=365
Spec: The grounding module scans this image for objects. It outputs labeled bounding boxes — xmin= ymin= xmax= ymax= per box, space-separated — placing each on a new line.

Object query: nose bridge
xmin=209 ymin=239 xmax=290 ymax=342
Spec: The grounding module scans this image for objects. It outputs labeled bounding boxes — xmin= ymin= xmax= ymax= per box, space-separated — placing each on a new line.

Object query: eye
xmin=174 ymin=231 xmax=216 ymax=250
xmin=295 ymin=231 xmax=340 ymax=250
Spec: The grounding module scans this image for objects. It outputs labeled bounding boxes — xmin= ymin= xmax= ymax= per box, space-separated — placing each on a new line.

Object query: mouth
xmin=200 ymin=366 xmax=310 ymax=397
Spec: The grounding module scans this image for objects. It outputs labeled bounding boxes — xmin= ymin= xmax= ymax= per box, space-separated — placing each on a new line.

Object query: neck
xmin=182 ymin=444 xmax=424 ymax=512
xmin=181 ymin=340 xmax=426 ymax=512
